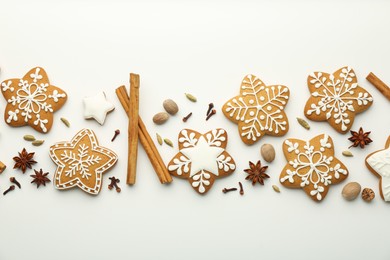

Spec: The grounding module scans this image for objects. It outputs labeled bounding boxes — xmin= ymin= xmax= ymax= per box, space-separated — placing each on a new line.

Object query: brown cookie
xmin=167 ymin=129 xmax=236 ymax=194
xmin=49 ymin=128 xmax=118 ymax=195
xmin=279 ymin=134 xmax=349 ymax=202
xmin=365 ymin=136 xmax=390 ymax=202
xmin=304 ymin=66 xmax=373 ymax=134
xmin=222 ymin=74 xmax=290 ymax=145
xmin=1 ymin=67 xmax=67 ymax=133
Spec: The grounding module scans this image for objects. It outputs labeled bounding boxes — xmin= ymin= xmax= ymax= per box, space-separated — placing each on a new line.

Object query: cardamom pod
xmin=23 ymin=135 xmax=36 ymax=141
xmin=164 ymin=138 xmax=173 ymax=147
xmin=342 ymin=150 xmax=353 ymax=157
xmin=156 ymin=133 xmax=163 ymax=145
xmin=61 ymin=117 xmax=70 ymax=127
xmin=185 ymin=93 xmax=197 ymax=102
xmin=297 ymin=117 xmax=310 ymax=130
xmin=272 ymin=185 xmax=280 ymax=193
xmin=32 ymin=140 xmax=45 ymax=146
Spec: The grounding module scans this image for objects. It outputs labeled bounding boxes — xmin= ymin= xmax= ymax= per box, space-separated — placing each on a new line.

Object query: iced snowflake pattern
xmin=49 ymin=129 xmax=118 ymax=195
xmin=1 ymin=67 xmax=67 ymax=133
xmin=305 ymin=66 xmax=373 ymax=133
xmin=222 ymin=74 xmax=290 ymax=145
xmin=61 ymin=144 xmax=102 ymax=179
xmin=168 ymin=129 xmax=236 ymax=194
xmin=280 ymin=134 xmax=348 ymax=202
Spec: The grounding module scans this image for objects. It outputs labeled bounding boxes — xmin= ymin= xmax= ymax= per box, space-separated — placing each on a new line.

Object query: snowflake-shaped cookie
xmin=279 ymin=134 xmax=348 ymax=202
xmin=167 ymin=129 xmax=236 ymax=194
xmin=366 ymin=136 xmax=390 ymax=202
xmin=304 ymin=66 xmax=373 ymax=133
xmin=1 ymin=67 xmax=67 ymax=133
xmin=222 ymin=74 xmax=290 ymax=145
xmin=49 ymin=128 xmax=118 ymax=195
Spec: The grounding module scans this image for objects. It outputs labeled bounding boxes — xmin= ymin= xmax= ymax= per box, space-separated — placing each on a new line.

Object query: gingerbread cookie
xmin=49 ymin=128 xmax=118 ymax=195
xmin=1 ymin=67 xmax=67 ymax=133
xmin=304 ymin=66 xmax=373 ymax=134
xmin=365 ymin=136 xmax=390 ymax=202
xmin=167 ymin=129 xmax=236 ymax=194
xmin=222 ymin=74 xmax=290 ymax=145
xmin=279 ymin=134 xmax=348 ymax=202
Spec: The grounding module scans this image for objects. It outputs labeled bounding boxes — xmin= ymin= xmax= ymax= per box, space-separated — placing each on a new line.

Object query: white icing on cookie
xmin=49 ymin=128 xmax=118 ymax=195
xmin=280 ymin=134 xmax=348 ymax=201
xmin=307 ymin=67 xmax=373 ymax=132
xmin=367 ymin=147 xmax=390 ymax=201
xmin=224 ymin=75 xmax=289 ymax=143
xmin=180 ymin=137 xmax=224 ymax=178
xmin=2 ymin=67 xmax=67 ymax=133
xmin=83 ymin=91 xmax=115 ymax=125
xmin=168 ymin=129 xmax=236 ymax=194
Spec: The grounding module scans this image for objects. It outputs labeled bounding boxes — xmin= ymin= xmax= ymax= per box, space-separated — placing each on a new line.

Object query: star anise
xmin=30 ymin=169 xmax=51 ymax=188
xmin=348 ymin=127 xmax=372 ymax=148
xmin=13 ymin=148 xmax=37 ymax=173
xmin=244 ymin=160 xmax=269 ymax=185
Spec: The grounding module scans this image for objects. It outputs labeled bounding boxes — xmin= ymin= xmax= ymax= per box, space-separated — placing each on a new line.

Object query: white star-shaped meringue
xmin=83 ymin=91 xmax=115 ymax=125
xmin=180 ymin=136 xmax=224 ymax=177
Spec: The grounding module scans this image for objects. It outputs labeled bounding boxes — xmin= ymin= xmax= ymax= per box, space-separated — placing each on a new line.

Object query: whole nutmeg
xmin=163 ymin=99 xmax=179 ymax=115
xmin=261 ymin=144 xmax=275 ymax=163
xmin=362 ymin=188 xmax=375 ymax=202
xmin=342 ymin=182 xmax=361 ymax=201
xmin=153 ymin=112 xmax=169 ymax=125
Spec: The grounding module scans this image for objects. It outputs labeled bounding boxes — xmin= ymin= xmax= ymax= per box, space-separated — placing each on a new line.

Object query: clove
xmin=182 ymin=112 xmax=192 ymax=122
xmin=111 ymin=129 xmax=120 ymax=142
xmin=206 ymin=103 xmax=214 ymax=116
xmin=10 ymin=177 xmax=21 ymax=189
xmin=239 ymin=182 xmax=244 ymax=195
xmin=108 ymin=177 xmax=121 ymax=193
xmin=206 ymin=109 xmax=216 ymax=121
xmin=3 ymin=185 xmax=15 ymax=196
xmin=222 ymin=187 xmax=237 ymax=193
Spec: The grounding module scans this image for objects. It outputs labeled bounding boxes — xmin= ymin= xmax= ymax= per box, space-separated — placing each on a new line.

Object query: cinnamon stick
xmin=115 ymin=86 xmax=172 ymax=184
xmin=127 ymin=74 xmax=140 ymax=185
xmin=366 ymin=72 xmax=390 ymax=101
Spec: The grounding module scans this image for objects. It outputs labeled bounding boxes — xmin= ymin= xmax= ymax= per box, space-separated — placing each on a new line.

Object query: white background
xmin=0 ymin=0 xmax=390 ymax=259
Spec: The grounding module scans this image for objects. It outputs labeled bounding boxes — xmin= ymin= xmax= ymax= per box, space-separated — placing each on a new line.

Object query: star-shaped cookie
xmin=49 ymin=128 xmax=118 ymax=195
xmin=304 ymin=66 xmax=373 ymax=133
xmin=167 ymin=129 xmax=236 ymax=194
xmin=83 ymin=91 xmax=115 ymax=125
xmin=222 ymin=74 xmax=290 ymax=145
xmin=1 ymin=67 xmax=67 ymax=133
xmin=365 ymin=136 xmax=390 ymax=202
xmin=279 ymin=134 xmax=348 ymax=202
